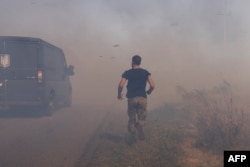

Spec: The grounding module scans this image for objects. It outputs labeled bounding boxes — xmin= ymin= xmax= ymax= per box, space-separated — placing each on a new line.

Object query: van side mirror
xmin=66 ymin=65 xmax=75 ymax=76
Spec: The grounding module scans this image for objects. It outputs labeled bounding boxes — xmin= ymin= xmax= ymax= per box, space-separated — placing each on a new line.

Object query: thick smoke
xmin=0 ymin=0 xmax=250 ymax=109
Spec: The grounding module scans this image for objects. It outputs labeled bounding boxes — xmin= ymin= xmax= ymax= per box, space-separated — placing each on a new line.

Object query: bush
xmin=177 ymin=81 xmax=245 ymax=152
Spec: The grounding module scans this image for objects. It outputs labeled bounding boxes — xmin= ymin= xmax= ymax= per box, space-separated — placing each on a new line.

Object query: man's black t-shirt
xmin=122 ymin=68 xmax=151 ymax=98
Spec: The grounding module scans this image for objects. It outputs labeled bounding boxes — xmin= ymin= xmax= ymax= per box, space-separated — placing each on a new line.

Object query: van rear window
xmin=4 ymin=41 xmax=37 ymax=69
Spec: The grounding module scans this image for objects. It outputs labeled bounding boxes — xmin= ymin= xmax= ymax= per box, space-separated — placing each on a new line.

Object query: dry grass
xmin=177 ymin=81 xmax=249 ymax=152
xmin=90 ymin=106 xmax=184 ymax=167
xmin=76 ymin=82 xmax=250 ymax=167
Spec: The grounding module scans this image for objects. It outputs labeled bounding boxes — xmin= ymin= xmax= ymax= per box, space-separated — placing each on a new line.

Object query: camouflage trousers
xmin=127 ymin=97 xmax=147 ymax=135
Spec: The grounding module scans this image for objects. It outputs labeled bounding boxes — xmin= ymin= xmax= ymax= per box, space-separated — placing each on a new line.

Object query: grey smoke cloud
xmin=0 ymin=0 xmax=250 ymax=108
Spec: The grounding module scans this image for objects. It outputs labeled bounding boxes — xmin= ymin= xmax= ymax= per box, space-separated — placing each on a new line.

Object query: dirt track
xmin=0 ymin=104 xmax=112 ymax=167
xmin=74 ymin=111 xmax=127 ymax=167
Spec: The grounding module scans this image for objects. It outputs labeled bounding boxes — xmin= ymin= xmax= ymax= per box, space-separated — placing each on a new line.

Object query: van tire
xmin=43 ymin=99 xmax=54 ymax=116
xmin=48 ymin=99 xmax=55 ymax=110
xmin=43 ymin=90 xmax=56 ymax=116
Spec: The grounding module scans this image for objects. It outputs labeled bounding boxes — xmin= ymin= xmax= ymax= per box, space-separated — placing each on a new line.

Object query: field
xmin=74 ymin=83 xmax=250 ymax=167
xmin=74 ymin=108 xmax=250 ymax=167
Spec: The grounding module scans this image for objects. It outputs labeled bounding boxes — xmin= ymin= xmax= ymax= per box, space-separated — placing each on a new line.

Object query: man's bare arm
xmin=117 ymin=78 xmax=127 ymax=100
xmin=146 ymin=75 xmax=155 ymax=95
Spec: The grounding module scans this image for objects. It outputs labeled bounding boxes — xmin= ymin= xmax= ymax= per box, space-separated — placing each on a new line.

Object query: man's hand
xmin=146 ymin=90 xmax=152 ymax=95
xmin=146 ymin=75 xmax=155 ymax=95
xmin=117 ymin=94 xmax=123 ymax=100
xmin=117 ymin=78 xmax=127 ymax=100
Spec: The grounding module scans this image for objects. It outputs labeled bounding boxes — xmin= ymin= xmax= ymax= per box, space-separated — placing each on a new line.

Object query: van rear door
xmin=0 ymin=38 xmax=40 ymax=105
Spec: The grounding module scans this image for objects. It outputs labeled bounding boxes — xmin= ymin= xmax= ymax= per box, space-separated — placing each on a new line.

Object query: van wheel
xmin=43 ymin=99 xmax=54 ymax=116
xmin=44 ymin=91 xmax=56 ymax=116
xmin=48 ymin=99 xmax=55 ymax=110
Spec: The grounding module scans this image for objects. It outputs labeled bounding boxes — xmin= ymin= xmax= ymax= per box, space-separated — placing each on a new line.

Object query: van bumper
xmin=0 ymin=101 xmax=43 ymax=109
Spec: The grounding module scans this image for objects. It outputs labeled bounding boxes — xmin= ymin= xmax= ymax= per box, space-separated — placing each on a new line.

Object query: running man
xmin=117 ymin=55 xmax=155 ymax=142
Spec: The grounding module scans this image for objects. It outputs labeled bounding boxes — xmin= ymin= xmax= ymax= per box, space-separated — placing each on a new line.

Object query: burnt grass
xmin=74 ymin=103 xmax=231 ymax=167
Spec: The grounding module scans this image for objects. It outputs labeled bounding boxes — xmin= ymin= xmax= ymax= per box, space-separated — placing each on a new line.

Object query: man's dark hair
xmin=132 ymin=55 xmax=141 ymax=65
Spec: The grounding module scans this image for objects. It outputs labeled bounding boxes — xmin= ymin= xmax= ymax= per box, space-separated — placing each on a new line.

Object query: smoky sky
xmin=0 ymin=0 xmax=250 ymax=108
